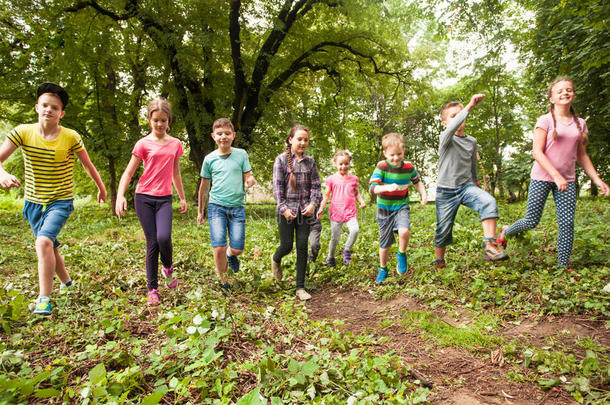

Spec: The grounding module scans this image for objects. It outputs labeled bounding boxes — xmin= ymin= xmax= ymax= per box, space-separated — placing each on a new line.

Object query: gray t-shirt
xmin=437 ymin=108 xmax=478 ymax=188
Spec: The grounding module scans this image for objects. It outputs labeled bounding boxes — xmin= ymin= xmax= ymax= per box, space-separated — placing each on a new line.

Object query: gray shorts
xmin=377 ymin=204 xmax=410 ymax=248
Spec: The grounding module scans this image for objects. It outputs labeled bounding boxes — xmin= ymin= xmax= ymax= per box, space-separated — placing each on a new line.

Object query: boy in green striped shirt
xmin=369 ymin=133 xmax=427 ymax=283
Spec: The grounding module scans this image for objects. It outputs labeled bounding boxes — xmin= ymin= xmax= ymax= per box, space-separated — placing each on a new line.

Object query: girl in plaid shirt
xmin=271 ymin=125 xmax=321 ymax=301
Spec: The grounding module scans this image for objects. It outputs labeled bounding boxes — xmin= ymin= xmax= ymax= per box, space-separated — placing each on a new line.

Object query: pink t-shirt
xmin=326 ymin=173 xmax=359 ymax=222
xmin=530 ymin=113 xmax=587 ymax=182
xmin=133 ymin=137 xmax=184 ymax=196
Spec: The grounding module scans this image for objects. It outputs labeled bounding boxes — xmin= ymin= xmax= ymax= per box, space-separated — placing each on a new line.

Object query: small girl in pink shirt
xmin=317 ymin=150 xmax=367 ymax=266
xmin=115 ymin=98 xmax=187 ymax=306
xmin=497 ymin=78 xmax=609 ymax=269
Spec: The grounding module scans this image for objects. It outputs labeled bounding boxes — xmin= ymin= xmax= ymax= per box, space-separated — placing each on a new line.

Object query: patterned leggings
xmin=505 ymin=180 xmax=576 ymax=267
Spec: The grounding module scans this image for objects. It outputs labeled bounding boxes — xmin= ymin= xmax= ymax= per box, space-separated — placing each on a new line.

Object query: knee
xmin=157 ymin=234 xmax=171 ymax=247
xmin=398 ymin=228 xmax=410 ymax=237
xmin=231 ymin=248 xmax=244 ymax=256
xmin=35 ymin=236 xmax=53 ymax=251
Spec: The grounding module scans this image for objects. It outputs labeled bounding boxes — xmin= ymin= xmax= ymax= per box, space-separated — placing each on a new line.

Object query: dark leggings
xmin=273 ymin=213 xmax=311 ymax=289
xmin=134 ymin=193 xmax=173 ymax=290
xmin=505 ymin=180 xmax=576 ymax=267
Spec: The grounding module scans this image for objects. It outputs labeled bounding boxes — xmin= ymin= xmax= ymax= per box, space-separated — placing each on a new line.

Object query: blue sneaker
xmin=375 ymin=268 xmax=388 ymax=284
xmin=227 ymin=254 xmax=240 ymax=273
xmin=397 ymin=252 xmax=408 ymax=275
xmin=33 ymin=296 xmax=52 ymax=316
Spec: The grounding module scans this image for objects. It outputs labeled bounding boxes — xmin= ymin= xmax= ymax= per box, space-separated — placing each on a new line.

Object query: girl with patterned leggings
xmin=497 ymin=78 xmax=609 ymax=268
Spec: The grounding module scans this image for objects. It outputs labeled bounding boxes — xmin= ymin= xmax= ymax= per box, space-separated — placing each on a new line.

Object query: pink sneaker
xmin=161 ymin=265 xmax=178 ymax=289
xmin=147 ymin=289 xmax=160 ymax=306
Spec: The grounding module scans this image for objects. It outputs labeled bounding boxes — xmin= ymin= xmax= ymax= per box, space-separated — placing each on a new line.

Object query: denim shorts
xmin=377 ymin=204 xmax=410 ymax=249
xmin=208 ymin=203 xmax=246 ymax=249
xmin=434 ymin=183 xmax=498 ymax=247
xmin=23 ymin=199 xmax=74 ymax=248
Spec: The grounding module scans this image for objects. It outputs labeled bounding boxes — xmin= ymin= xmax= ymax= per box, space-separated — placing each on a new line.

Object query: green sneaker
xmin=33 ymin=296 xmax=52 ymax=316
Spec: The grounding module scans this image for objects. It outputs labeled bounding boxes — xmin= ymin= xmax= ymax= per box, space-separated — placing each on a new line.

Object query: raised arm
xmin=439 ymin=108 xmax=470 ymax=150
xmin=0 ymin=138 xmax=20 ymax=188
xmin=76 ymin=148 xmax=107 ymax=203
xmin=172 ymin=157 xmax=187 ymax=213
xmin=576 ymin=142 xmax=609 ymax=195
xmin=115 ymin=155 xmax=141 ymax=217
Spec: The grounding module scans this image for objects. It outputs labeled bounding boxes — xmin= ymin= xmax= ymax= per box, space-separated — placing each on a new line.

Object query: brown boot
xmin=271 ymin=254 xmax=283 ymax=281
xmin=484 ymin=242 xmax=509 ymax=261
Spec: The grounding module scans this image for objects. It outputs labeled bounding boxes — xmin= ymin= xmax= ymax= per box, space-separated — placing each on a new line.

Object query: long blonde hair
xmin=547 ymin=77 xmax=588 ymax=144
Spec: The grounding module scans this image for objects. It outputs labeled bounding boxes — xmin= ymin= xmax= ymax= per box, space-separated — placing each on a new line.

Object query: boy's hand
xmin=245 ymin=176 xmax=257 ymax=188
xmin=179 ymin=199 xmax=187 ymax=213
xmin=283 ymin=209 xmax=297 ymax=220
xmin=197 ymin=212 xmax=206 ymax=225
xmin=301 ymin=204 xmax=315 ymax=217
xmin=359 ymin=201 xmax=367 ymax=210
xmin=420 ymin=196 xmax=427 ymax=206
xmin=0 ymin=173 xmax=20 ymax=188
xmin=466 ymin=94 xmax=485 ymax=111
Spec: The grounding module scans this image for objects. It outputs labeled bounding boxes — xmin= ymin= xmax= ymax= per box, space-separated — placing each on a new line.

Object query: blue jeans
xmin=434 ymin=184 xmax=498 ymax=247
xmin=23 ymin=199 xmax=74 ymax=248
xmin=208 ymin=203 xmax=246 ymax=249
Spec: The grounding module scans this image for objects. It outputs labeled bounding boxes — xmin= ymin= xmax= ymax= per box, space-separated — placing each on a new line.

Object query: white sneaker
xmin=296 ymin=288 xmax=312 ymax=301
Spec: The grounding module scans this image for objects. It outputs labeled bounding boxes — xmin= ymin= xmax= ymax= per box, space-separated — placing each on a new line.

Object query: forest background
xmin=1 ymin=0 xmax=608 ymax=205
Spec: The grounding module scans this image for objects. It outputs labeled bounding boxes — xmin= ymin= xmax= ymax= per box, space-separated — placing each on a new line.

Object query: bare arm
xmin=576 ymin=142 xmax=609 ymax=195
xmin=532 ymin=127 xmax=568 ymax=191
xmin=372 ymin=183 xmax=400 ymax=194
xmin=76 ymin=148 xmax=107 ymax=203
xmin=413 ymin=181 xmax=427 ymax=205
xmin=115 ymin=155 xmax=141 ymax=217
xmin=0 ymin=139 xmax=20 ymax=188
xmin=355 ymin=188 xmax=366 ymax=209
xmin=243 ymin=171 xmax=257 ymax=188
xmin=197 ymin=178 xmax=210 ymax=224
xmin=172 ymin=157 xmax=187 ymax=213
xmin=317 ymin=186 xmax=332 ymax=219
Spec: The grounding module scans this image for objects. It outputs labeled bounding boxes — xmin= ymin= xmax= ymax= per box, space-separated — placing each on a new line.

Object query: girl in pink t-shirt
xmin=317 ymin=150 xmax=367 ymax=266
xmin=497 ymin=78 xmax=609 ymax=268
xmin=115 ymin=98 xmax=187 ymax=306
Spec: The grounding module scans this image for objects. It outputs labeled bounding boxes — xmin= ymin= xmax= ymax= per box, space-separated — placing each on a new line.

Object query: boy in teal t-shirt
xmin=197 ymin=118 xmax=256 ymax=290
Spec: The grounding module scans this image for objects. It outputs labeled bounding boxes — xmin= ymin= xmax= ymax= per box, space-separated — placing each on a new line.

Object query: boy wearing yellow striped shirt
xmin=0 ymin=83 xmax=107 ymax=316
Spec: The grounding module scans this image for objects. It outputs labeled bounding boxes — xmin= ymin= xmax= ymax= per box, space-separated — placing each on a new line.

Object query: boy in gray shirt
xmin=434 ymin=94 xmax=508 ymax=265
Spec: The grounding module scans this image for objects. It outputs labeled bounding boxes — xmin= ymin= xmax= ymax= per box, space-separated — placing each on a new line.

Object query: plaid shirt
xmin=273 ymin=152 xmax=322 ymax=215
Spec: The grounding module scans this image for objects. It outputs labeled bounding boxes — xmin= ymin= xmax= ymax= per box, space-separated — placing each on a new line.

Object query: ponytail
xmin=285 ymin=142 xmax=297 ymax=191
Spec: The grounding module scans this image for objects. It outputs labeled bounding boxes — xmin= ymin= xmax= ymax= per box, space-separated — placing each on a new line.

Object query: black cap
xmin=36 ymin=82 xmax=69 ymax=109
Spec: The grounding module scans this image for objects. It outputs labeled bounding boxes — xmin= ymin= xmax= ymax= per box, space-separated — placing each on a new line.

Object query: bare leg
xmin=54 ymin=248 xmax=70 ymax=283
xmin=213 ymin=246 xmax=229 ymax=283
xmin=36 ymin=236 xmax=56 ymax=297
xmin=397 ymin=228 xmax=410 ymax=252
xmin=379 ymin=247 xmax=390 ymax=267
xmin=434 ymin=246 xmax=446 ymax=261
xmin=482 ymin=217 xmax=497 ymax=239
xmin=227 ymin=247 xmax=243 ymax=256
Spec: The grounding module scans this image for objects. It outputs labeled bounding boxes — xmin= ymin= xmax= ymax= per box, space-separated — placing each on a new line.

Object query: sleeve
xmin=309 ymin=159 xmax=322 ymax=208
xmin=439 ymin=108 xmax=470 ymax=151
xmin=69 ymin=131 xmax=84 ymax=154
xmin=273 ymin=154 xmax=288 ymax=214
xmin=175 ymin=139 xmax=184 ymax=158
xmin=7 ymin=126 xmax=24 ymax=148
xmin=242 ymin=149 xmax=252 ymax=173
xmin=410 ymin=165 xmax=421 ymax=184
xmin=201 ymin=155 xmax=212 ymax=179
xmin=535 ymin=114 xmax=550 ymax=132
xmin=471 ymin=143 xmax=479 ymax=183
xmin=132 ymin=139 xmax=146 ymax=160
xmin=369 ymin=164 xmax=384 ymax=192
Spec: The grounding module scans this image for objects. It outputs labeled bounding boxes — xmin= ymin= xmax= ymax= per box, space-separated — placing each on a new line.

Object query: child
xmin=0 ymin=82 xmax=107 ymax=315
xmin=116 ymin=98 xmax=186 ymax=306
xmin=197 ymin=118 xmax=256 ymax=292
xmin=271 ymin=124 xmax=321 ymax=301
xmin=317 ymin=150 xmax=367 ymax=266
xmin=369 ymin=133 xmax=427 ymax=283
xmin=497 ymin=78 xmax=609 ymax=268
xmin=434 ymin=94 xmax=508 ymax=266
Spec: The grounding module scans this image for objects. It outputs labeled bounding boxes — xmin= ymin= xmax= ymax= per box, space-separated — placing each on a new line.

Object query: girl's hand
xmin=197 ymin=212 xmax=205 ymax=225
xmin=317 ymin=208 xmax=323 ymax=219
xmin=115 ymin=196 xmax=127 ymax=218
xmin=359 ymin=202 xmax=367 ymax=210
xmin=0 ymin=173 xmax=20 ymax=188
xmin=301 ymin=204 xmax=315 ymax=217
xmin=594 ymin=179 xmax=610 ymax=195
xmin=552 ymin=173 xmax=568 ymax=192
xmin=283 ymin=209 xmax=296 ymax=220
xmin=179 ymin=199 xmax=187 ymax=213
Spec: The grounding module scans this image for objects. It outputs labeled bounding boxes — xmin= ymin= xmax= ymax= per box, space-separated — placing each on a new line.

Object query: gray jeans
xmin=308 ymin=217 xmax=322 ymax=262
xmin=328 ymin=217 xmax=359 ymax=258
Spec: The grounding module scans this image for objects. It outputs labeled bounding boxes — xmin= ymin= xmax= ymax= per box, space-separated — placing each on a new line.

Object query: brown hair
xmin=547 ymin=77 xmax=588 ymax=144
xmin=439 ymin=102 xmax=463 ymax=121
xmin=147 ymin=98 xmax=173 ymax=132
xmin=212 ymin=118 xmax=234 ymax=132
xmin=381 ymin=132 xmax=404 ymax=151
xmin=285 ymin=124 xmax=310 ymax=191
xmin=333 ymin=149 xmax=352 ymax=163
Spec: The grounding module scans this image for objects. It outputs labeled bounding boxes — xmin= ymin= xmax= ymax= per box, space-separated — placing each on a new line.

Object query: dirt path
xmin=307 ymin=287 xmax=584 ymax=404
